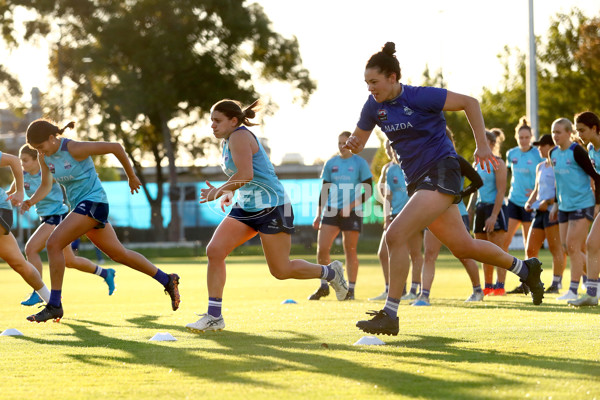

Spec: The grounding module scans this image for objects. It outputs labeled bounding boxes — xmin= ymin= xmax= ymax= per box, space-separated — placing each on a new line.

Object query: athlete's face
xmin=538 ymin=144 xmax=552 ymax=158
xmin=211 ymin=111 xmax=239 ymax=139
xmin=364 ymin=68 xmax=397 ymax=103
xmin=29 ymin=136 xmax=60 ymax=156
xmin=575 ymin=122 xmax=598 ymax=145
xmin=517 ymin=128 xmax=532 ymax=150
xmin=551 ymin=122 xmax=571 ymax=148
xmin=19 ymin=153 xmax=38 ymax=174
xmin=338 ymin=135 xmax=352 ymax=157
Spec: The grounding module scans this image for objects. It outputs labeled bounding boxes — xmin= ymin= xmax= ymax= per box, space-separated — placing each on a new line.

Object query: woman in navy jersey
xmin=523 ymin=134 xmax=566 ymax=294
xmin=548 ymin=118 xmax=600 ymax=302
xmin=345 ymin=42 xmax=544 ymax=336
xmin=308 ymin=131 xmax=372 ymax=301
xmin=569 ymin=111 xmax=600 ymax=306
xmin=504 ymin=118 xmax=543 ymax=295
xmin=8 ymin=145 xmax=116 ymax=307
xmin=185 ymin=99 xmax=348 ymax=333
xmin=22 ymin=119 xmax=180 ymax=323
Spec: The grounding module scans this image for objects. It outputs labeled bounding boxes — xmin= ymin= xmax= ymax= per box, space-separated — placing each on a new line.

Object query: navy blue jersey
xmin=357 ymin=84 xmax=456 ymax=185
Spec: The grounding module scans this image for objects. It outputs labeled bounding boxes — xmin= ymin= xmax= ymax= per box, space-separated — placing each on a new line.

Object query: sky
xmin=3 ymin=0 xmax=600 ymax=165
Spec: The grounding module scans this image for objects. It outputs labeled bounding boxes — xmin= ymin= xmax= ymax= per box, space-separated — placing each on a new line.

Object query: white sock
xmin=36 ymin=285 xmax=50 ymax=303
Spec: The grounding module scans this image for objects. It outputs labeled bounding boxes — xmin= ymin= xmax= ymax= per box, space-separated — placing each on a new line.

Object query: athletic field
xmin=1 ymin=250 xmax=598 ymax=400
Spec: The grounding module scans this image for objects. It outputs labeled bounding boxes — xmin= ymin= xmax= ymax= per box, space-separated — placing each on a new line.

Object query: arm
xmin=375 ymin=163 xmax=390 ymax=204
xmin=0 ymin=153 xmax=24 ymax=207
xmin=342 ymin=177 xmax=373 ymax=216
xmin=524 ymin=164 xmax=541 ymax=212
xmin=458 ymin=155 xmax=483 ymax=199
xmin=383 ymin=180 xmax=393 ymax=230
xmin=312 ymin=180 xmax=331 ymax=230
xmin=485 ymin=159 xmax=507 ymax=233
xmin=342 ymin=126 xmax=373 ymax=154
xmin=572 ymin=144 xmax=600 ymax=204
xmin=21 ymin=156 xmax=52 ymax=212
xmin=5 ymin=180 xmax=16 ymax=196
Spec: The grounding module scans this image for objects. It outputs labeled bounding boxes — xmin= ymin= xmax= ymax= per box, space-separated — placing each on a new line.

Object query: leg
xmin=489 ymin=230 xmax=508 ymax=287
xmin=260 ymin=232 xmax=322 ymax=279
xmin=63 ymin=245 xmax=97 ymax=274
xmin=526 ymin=227 xmax=546 ymax=259
xmin=377 ymin=231 xmax=390 ymax=286
xmin=316 ymin=224 xmax=340 ymax=265
xmin=422 ymin=230 xmax=442 ymax=292
xmin=408 ymin=230 xmax=424 ymax=286
xmin=564 ymin=219 xmax=591 ymax=285
xmin=503 ymin=218 xmax=521 ymax=252
xmin=0 ymin=233 xmax=46 ymax=291
xmin=341 ymin=230 xmax=360 ymax=285
xmin=24 ymin=223 xmax=54 ymax=277
xmin=475 ymin=232 xmax=494 ymax=289
xmin=520 ymin=221 xmax=532 ymax=252
xmin=585 ymin=217 xmax=600 ymax=281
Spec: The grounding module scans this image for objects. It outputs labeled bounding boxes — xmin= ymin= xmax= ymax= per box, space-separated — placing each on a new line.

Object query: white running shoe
xmin=368 ymin=291 xmax=388 ymax=301
xmin=465 ymin=291 xmax=484 ymax=302
xmin=401 ymin=292 xmax=418 ymax=301
xmin=568 ymin=293 xmax=598 ymax=307
xmin=328 ymin=260 xmax=349 ymax=301
xmin=185 ymin=313 xmax=225 ymax=333
xmin=557 ymin=291 xmax=578 ymax=301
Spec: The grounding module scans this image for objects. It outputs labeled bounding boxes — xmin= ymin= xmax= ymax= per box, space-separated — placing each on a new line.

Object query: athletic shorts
xmin=72 ymin=200 xmax=109 ymax=229
xmin=228 ymin=203 xmax=295 ymax=234
xmin=407 ymin=157 xmax=462 ymax=204
xmin=321 ymin=207 xmax=362 ymax=232
xmin=531 ymin=210 xmax=558 ymax=229
xmin=0 ymin=208 xmax=13 ymax=235
xmin=462 ymin=214 xmax=471 ymax=233
xmin=558 ymin=206 xmax=595 ymax=223
xmin=474 ymin=203 xmax=508 ymax=233
xmin=40 ymin=213 xmax=69 ymax=226
xmin=506 ymin=200 xmax=533 ymax=222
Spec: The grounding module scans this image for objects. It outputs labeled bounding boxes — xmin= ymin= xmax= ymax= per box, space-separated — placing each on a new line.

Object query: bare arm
xmin=485 ymin=159 xmax=507 ymax=233
xmin=21 ymin=156 xmax=53 ymax=212
xmin=0 ymin=153 xmax=24 ymax=206
xmin=342 ymin=126 xmax=373 ymax=154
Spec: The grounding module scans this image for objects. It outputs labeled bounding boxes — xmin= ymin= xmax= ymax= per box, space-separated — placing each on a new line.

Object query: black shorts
xmin=506 ymin=200 xmax=533 ymax=222
xmin=462 ymin=214 xmax=471 ymax=233
xmin=531 ymin=210 xmax=558 ymax=229
xmin=0 ymin=208 xmax=13 ymax=235
xmin=474 ymin=203 xmax=508 ymax=233
xmin=321 ymin=207 xmax=362 ymax=232
xmin=558 ymin=207 xmax=595 ymax=223
xmin=407 ymin=157 xmax=462 ymax=204
xmin=40 ymin=213 xmax=69 ymax=226
xmin=228 ymin=203 xmax=295 ymax=234
xmin=72 ymin=200 xmax=109 ymax=229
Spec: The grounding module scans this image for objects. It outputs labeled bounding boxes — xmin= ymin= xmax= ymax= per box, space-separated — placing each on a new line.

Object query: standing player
xmin=22 ymin=119 xmax=180 ymax=322
xmin=344 ymin=42 xmax=544 ymax=336
xmin=548 ymin=118 xmax=600 ymax=301
xmin=8 ymin=144 xmax=115 ymax=307
xmin=185 ymin=99 xmax=348 ymax=333
xmin=308 ymin=131 xmax=372 ymax=301
xmin=504 ymin=119 xmax=543 ymax=295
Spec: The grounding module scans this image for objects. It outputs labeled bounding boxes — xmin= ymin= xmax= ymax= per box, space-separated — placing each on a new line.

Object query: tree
xmin=1 ymin=0 xmax=316 ymax=241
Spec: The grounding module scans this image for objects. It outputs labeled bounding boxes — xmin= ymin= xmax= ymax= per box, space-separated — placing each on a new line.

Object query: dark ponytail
xmin=26 ymin=119 xmax=75 ymax=145
xmin=365 ymin=42 xmax=401 ymax=81
xmin=212 ymin=99 xmax=259 ymax=127
xmin=575 ymin=111 xmax=600 ymax=133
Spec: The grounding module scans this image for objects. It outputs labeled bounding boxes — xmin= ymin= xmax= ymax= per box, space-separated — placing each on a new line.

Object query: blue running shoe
xmin=411 ymin=299 xmax=431 ymax=306
xmin=104 ymin=268 xmax=116 ymax=295
xmin=21 ymin=291 xmax=43 ymax=306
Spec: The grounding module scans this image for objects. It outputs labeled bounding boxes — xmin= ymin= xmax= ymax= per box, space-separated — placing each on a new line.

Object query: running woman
xmin=185 ymin=99 xmax=348 ymax=333
xmin=0 ymin=150 xmax=51 ymax=304
xmin=8 ymin=144 xmax=115 ymax=307
xmin=370 ymin=140 xmax=422 ymax=302
xmin=523 ymin=134 xmax=566 ymax=294
xmin=345 ymin=42 xmax=543 ymax=336
xmin=308 ymin=131 xmax=372 ymax=301
xmin=547 ymin=118 xmax=600 ymax=302
xmin=468 ymin=130 xmax=509 ymax=297
xmin=504 ymin=119 xmax=543 ymax=295
xmin=569 ymin=111 xmax=600 ymax=306
xmin=23 ymin=119 xmax=180 ymax=322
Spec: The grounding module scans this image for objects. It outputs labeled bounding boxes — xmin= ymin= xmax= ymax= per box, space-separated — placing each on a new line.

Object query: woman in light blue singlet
xmin=185 ymin=99 xmax=348 ymax=333
xmin=9 ymin=145 xmax=116 ymax=307
xmin=23 ymin=119 xmax=180 ymax=323
xmin=0 ymin=150 xmax=51 ymax=305
xmin=570 ymin=111 xmax=600 ymax=306
xmin=523 ymin=134 xmax=566 ymax=295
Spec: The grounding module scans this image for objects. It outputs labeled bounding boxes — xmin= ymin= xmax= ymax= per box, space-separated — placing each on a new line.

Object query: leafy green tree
xmin=1 ymin=0 xmax=315 ymax=240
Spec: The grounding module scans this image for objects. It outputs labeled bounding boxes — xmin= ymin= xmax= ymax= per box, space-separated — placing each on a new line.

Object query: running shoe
xmin=483 ymin=287 xmax=494 ymax=296
xmin=411 ymin=298 xmax=430 ymax=306
xmin=344 ymin=291 xmax=355 ymax=301
xmin=544 ymin=284 xmax=560 ymax=294
xmin=507 ymin=283 xmax=529 ymax=294
xmin=356 ymin=309 xmax=399 ymax=336
xmin=164 ymin=273 xmax=181 ymax=311
xmin=368 ymin=291 xmax=388 ymax=301
xmin=21 ymin=291 xmax=43 ymax=306
xmin=521 ymin=258 xmax=544 ymax=305
xmin=104 ymin=268 xmax=116 ymax=296
xmin=567 ymin=293 xmax=598 ymax=307
xmin=557 ymin=291 xmax=578 ymax=301
xmin=492 ymin=288 xmax=506 ymax=296
xmin=186 ymin=313 xmax=225 ymax=332
xmin=27 ymin=304 xmax=63 ymax=323
xmin=308 ymin=286 xmax=330 ymax=300
xmin=465 ymin=291 xmax=484 ymax=302
xmin=401 ymin=292 xmax=418 ymax=301
xmin=328 ymin=261 xmax=349 ymax=301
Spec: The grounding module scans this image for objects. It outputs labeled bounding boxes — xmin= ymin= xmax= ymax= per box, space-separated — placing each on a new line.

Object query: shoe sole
xmin=186 ymin=327 xmax=224 ymax=333
xmin=356 ymin=325 xmax=399 ymax=336
xmin=524 ymin=259 xmax=544 ymax=305
xmin=168 ymin=274 xmax=181 ymax=311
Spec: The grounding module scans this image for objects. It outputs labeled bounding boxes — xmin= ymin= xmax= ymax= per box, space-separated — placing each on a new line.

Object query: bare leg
xmin=342 ymin=230 xmax=360 ymax=284
xmin=260 ymin=232 xmax=322 ymax=279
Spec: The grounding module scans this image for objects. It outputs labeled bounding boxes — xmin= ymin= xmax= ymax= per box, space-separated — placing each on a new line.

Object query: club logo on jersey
xmin=393 ymin=176 xmax=399 ymax=184
xmin=552 ymin=158 xmax=557 ymax=166
xmin=348 ymin=166 xmax=354 ymax=172
xmin=423 ymin=176 xmax=432 ymax=183
xmin=24 ymin=182 xmax=30 ymax=190
xmin=512 ymin=158 xmax=518 ymax=164
xmin=64 ymin=161 xmax=72 ymax=170
xmin=403 ymin=106 xmax=414 ymax=116
xmin=48 ymin=163 xmax=55 ymax=173
xmin=527 ymin=159 xmax=533 ymax=164
xmin=377 ymin=109 xmax=388 ymax=121
xmin=566 ymin=159 xmax=572 ymax=165
xmin=332 ymin=166 xmax=339 ymax=173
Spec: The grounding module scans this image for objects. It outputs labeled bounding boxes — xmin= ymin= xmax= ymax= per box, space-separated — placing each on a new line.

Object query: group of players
xmin=3 ymin=41 xmax=598 ymax=337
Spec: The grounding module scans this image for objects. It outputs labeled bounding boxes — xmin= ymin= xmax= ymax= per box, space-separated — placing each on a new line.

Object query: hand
xmin=538 ymin=200 xmax=548 ymax=212
xmin=199 ymin=181 xmax=220 ymax=203
xmin=342 ymin=135 xmax=365 ymax=154
xmin=312 ymin=215 xmax=321 ymax=230
xmin=484 ymin=215 xmax=496 ymax=233
xmin=20 ymin=199 xmax=32 ymax=214
xmin=474 ymin=145 xmax=498 ymax=173
xmin=8 ymin=191 xmax=23 ymax=208
xmin=220 ymin=191 xmax=234 ymax=212
xmin=524 ymin=202 xmax=533 ymax=212
xmin=549 ymin=203 xmax=558 ymax=222
xmin=128 ymin=175 xmax=141 ymax=194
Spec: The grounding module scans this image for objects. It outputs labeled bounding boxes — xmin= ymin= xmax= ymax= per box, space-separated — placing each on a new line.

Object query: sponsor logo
xmin=566 ymin=159 xmax=572 ymax=165
xmin=348 ymin=166 xmax=354 ymax=172
xmin=382 ymin=122 xmax=414 ymax=133
xmin=64 ymin=161 xmax=72 ymax=170
xmin=512 ymin=158 xmax=518 ymax=164
xmin=403 ymin=106 xmax=414 ymax=116
xmin=24 ymin=182 xmax=30 ymax=190
xmin=393 ymin=176 xmax=399 ymax=184
xmin=552 ymin=158 xmax=557 ymax=166
xmin=48 ymin=163 xmax=55 ymax=173
xmin=423 ymin=176 xmax=432 ymax=183
xmin=527 ymin=159 xmax=532 ymax=164
xmin=377 ymin=109 xmax=388 ymax=121
xmin=332 ymin=166 xmax=339 ymax=173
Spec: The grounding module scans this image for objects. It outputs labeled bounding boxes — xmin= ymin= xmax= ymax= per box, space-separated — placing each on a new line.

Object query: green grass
xmin=1 ymin=250 xmax=599 ymax=400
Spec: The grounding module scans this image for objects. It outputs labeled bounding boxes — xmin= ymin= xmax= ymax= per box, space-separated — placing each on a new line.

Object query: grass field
xmin=1 ymin=250 xmax=599 ymax=400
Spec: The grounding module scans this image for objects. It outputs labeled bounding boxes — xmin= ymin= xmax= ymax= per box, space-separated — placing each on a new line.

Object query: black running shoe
xmin=164 ymin=273 xmax=180 ymax=311
xmin=344 ymin=291 xmax=355 ymax=301
xmin=27 ymin=304 xmax=64 ymax=323
xmin=356 ymin=309 xmax=399 ymax=336
xmin=521 ymin=258 xmax=544 ymax=305
xmin=308 ymin=286 xmax=329 ymax=300
xmin=507 ymin=283 xmax=530 ymax=295
xmin=545 ymin=284 xmax=560 ymax=294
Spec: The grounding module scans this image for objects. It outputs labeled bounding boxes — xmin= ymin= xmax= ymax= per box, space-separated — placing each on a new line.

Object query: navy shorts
xmin=228 ymin=203 xmax=295 ymax=234
xmin=558 ymin=206 xmax=594 ymax=223
xmin=506 ymin=200 xmax=533 ymax=222
xmin=474 ymin=203 xmax=508 ymax=233
xmin=72 ymin=200 xmax=109 ymax=229
xmin=531 ymin=210 xmax=558 ymax=229
xmin=40 ymin=213 xmax=69 ymax=226
xmin=462 ymin=214 xmax=471 ymax=233
xmin=321 ymin=207 xmax=362 ymax=232
xmin=407 ymin=157 xmax=462 ymax=204
xmin=0 ymin=208 xmax=13 ymax=235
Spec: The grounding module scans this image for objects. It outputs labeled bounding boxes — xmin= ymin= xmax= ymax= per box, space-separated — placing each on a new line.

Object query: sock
xmin=552 ymin=275 xmax=562 ymax=287
xmin=421 ymin=289 xmax=430 ymax=299
xmin=508 ymin=257 xmax=529 ymax=280
xmin=348 ymin=282 xmax=355 ymax=294
xmin=485 ymin=283 xmax=494 ymax=289
xmin=36 ymin=285 xmax=50 ymax=303
xmin=207 ymin=297 xmax=222 ymax=317
xmin=586 ymin=279 xmax=598 ymax=297
xmin=94 ymin=265 xmax=108 ymax=279
xmin=473 ymin=285 xmax=482 ymax=293
xmin=402 ymin=284 xmax=407 ymax=296
xmin=320 ymin=266 xmax=335 ymax=282
xmin=582 ymin=275 xmax=588 ymax=285
xmin=153 ymin=269 xmax=170 ymax=287
xmin=569 ymin=280 xmax=579 ymax=295
xmin=410 ymin=282 xmax=420 ymax=295
xmin=383 ymin=297 xmax=400 ymax=319
xmin=385 ymin=284 xmax=389 ymax=293
xmin=49 ymin=289 xmax=62 ymax=307
xmin=495 ymin=281 xmax=505 ymax=290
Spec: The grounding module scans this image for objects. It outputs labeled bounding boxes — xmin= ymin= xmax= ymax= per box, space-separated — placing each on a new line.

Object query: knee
xmin=206 ymin=242 xmax=227 ymax=262
xmin=270 ymin=268 xmax=290 ymax=280
xmin=45 ymin=237 xmax=63 ymax=255
xmin=586 ymin=237 xmax=598 ymax=254
xmin=424 ymin=250 xmax=438 ymax=263
xmin=24 ymin=243 xmax=38 ymax=259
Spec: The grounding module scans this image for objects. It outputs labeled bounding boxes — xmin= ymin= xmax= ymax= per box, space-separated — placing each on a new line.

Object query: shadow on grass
xmin=429 ymin=297 xmax=600 ymax=315
xmin=13 ymin=314 xmax=600 ymax=399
